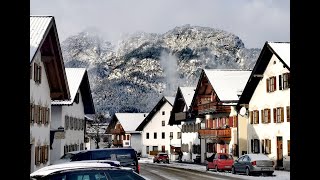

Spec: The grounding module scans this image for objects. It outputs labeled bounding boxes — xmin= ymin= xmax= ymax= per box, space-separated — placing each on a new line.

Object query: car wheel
xmin=245 ymin=167 xmax=251 ymax=176
xmin=231 ymin=166 xmax=236 ymax=174
xmin=215 ymin=165 xmax=219 ymax=172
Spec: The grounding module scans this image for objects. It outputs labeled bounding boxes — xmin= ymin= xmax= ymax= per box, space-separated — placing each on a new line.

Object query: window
xmin=153 ymin=146 xmax=158 ymax=151
xmin=251 ymin=139 xmax=260 ymax=153
xmin=253 ymin=110 xmax=259 ymax=124
xmin=127 ymin=135 xmax=130 ymax=140
xmin=154 ymin=132 xmax=157 ymax=139
xmin=170 ymin=132 xmax=173 ymax=139
xmin=177 ymin=132 xmax=181 ymax=139
xmin=261 ymin=139 xmax=271 ymax=154
xmin=287 ymin=106 xmax=290 ymax=122
xmin=263 ymin=109 xmax=271 ymax=123
xmin=146 ymin=133 xmax=149 ymax=139
xmin=146 ymin=146 xmax=149 ymax=154
xmin=206 ymin=143 xmax=215 ymax=153
xmin=162 ymin=132 xmax=165 ymax=139
xmin=280 ymin=73 xmax=290 ymax=89
xmin=288 ymin=140 xmax=290 ymax=156
xmin=33 ymin=63 xmax=42 ymax=84
xmin=35 ymin=146 xmax=40 ymax=165
xmin=274 ymin=107 xmax=284 ymax=123
xmin=65 ymin=116 xmax=69 ymax=130
xmin=266 ymin=76 xmax=276 ymax=92
xmin=182 ymin=144 xmax=189 ymax=153
xmin=162 ymin=121 xmax=165 ymax=126
xmin=162 ymin=145 xmax=165 ymax=152
xmin=162 ymin=111 xmax=165 ymax=115
xmin=192 ymin=144 xmax=201 ymax=154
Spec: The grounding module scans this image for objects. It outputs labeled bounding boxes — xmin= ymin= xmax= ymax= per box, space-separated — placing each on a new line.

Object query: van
xmin=55 ymin=147 xmax=140 ymax=173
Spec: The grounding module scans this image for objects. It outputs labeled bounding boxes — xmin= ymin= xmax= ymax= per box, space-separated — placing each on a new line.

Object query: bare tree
xmin=92 ymin=112 xmax=106 ymax=149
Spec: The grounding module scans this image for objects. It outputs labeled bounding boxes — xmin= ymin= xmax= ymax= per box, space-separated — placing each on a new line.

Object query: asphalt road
xmin=139 ymin=163 xmax=244 ymax=180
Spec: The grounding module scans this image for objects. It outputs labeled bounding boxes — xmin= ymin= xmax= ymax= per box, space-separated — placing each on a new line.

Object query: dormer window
xmin=75 ymin=92 xmax=79 ymax=104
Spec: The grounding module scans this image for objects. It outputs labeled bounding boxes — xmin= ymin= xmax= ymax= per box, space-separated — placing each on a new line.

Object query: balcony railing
xmin=110 ymin=129 xmax=125 ymax=135
xmin=198 ymin=128 xmax=231 ymax=139
xmin=197 ymin=102 xmax=231 ymax=114
xmin=112 ymin=140 xmax=123 ymax=145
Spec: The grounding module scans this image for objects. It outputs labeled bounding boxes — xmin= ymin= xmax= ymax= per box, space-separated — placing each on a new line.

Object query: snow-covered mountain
xmin=61 ymin=25 xmax=261 ymax=116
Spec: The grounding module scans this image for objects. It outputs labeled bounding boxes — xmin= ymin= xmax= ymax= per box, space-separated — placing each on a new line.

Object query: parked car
xmin=153 ymin=152 xmax=169 ymax=163
xmin=231 ymin=153 xmax=275 ymax=176
xmin=54 ymin=147 xmax=140 ymax=174
xmin=206 ymin=153 xmax=234 ymax=172
xmin=30 ymin=162 xmax=146 ymax=180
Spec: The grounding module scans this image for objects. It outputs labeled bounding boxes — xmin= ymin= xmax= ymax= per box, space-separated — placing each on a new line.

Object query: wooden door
xmin=276 ymin=136 xmax=283 ymax=167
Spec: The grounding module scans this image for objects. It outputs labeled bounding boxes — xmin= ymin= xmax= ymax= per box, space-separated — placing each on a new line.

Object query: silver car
xmin=231 ymin=154 xmax=274 ymax=176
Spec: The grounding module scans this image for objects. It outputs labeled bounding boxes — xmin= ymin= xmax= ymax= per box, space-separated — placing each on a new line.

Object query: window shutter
xmin=46 ymin=108 xmax=50 ymax=124
xmin=39 ymin=66 xmax=42 ymax=84
xmin=35 ymin=146 xmax=38 ymax=165
xmin=281 ymin=107 xmax=284 ymax=122
xmin=260 ymin=110 xmax=264 ymax=123
xmin=273 ymin=76 xmax=276 ymax=91
xmin=287 ymin=73 xmax=290 ymax=88
xmin=261 ymin=139 xmax=265 ymax=154
xmin=45 ymin=145 xmax=49 ymax=162
xmin=34 ymin=63 xmax=37 ymax=83
xmin=30 ymin=104 xmax=34 ymax=123
xmin=251 ymin=139 xmax=254 ymax=153
xmin=30 ymin=65 xmax=33 ymax=79
xmin=249 ymin=111 xmax=253 ymax=124
xmin=256 ymin=111 xmax=259 ymax=124
xmin=39 ymin=146 xmax=43 ymax=163
xmin=273 ymin=108 xmax=277 ymax=123
xmin=268 ymin=109 xmax=271 ymax=123
xmin=266 ymin=79 xmax=270 ymax=92
xmin=287 ymin=106 xmax=290 ymax=122
xmin=268 ymin=140 xmax=271 ymax=154
xmin=279 ymin=75 xmax=282 ymax=90
xmin=34 ymin=105 xmax=39 ymax=124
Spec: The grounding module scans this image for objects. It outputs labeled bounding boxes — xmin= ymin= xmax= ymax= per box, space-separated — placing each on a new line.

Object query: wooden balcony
xmin=110 ymin=129 xmax=125 ymax=135
xmin=198 ymin=128 xmax=231 ymax=140
xmin=112 ymin=140 xmax=123 ymax=145
xmin=197 ymin=102 xmax=231 ymax=114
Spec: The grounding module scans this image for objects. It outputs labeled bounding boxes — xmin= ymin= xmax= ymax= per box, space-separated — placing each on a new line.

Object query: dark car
xmin=206 ymin=153 xmax=234 ymax=172
xmin=55 ymin=147 xmax=140 ymax=174
xmin=30 ymin=162 xmax=145 ymax=180
xmin=153 ymin=152 xmax=169 ymax=163
xmin=231 ymin=154 xmax=275 ymax=176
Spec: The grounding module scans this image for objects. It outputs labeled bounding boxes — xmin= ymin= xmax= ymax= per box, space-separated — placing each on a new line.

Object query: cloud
xmin=30 ymin=0 xmax=289 ymax=48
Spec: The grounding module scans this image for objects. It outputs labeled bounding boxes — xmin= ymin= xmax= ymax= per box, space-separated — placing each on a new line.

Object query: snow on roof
xmin=52 ymin=68 xmax=87 ymax=105
xmin=179 ymin=87 xmax=196 ymax=107
xmin=30 ymin=16 xmax=53 ymax=62
xmin=204 ymin=69 xmax=251 ymax=101
xmin=268 ymin=42 xmax=290 ymax=68
xmin=165 ymin=96 xmax=175 ymax=105
xmin=30 ymin=162 xmax=111 ymax=176
xmin=115 ymin=113 xmax=148 ymax=132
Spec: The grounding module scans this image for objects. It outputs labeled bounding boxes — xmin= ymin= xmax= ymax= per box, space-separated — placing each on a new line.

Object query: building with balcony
xmin=237 ymin=41 xmax=290 ymax=170
xmin=106 ymin=113 xmax=148 ymax=153
xmin=168 ymin=87 xmax=200 ymax=162
xmin=190 ymin=69 xmax=251 ymax=163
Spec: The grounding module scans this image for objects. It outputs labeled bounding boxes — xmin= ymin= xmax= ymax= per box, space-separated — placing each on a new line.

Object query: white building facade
xmin=137 ymin=97 xmax=181 ymax=159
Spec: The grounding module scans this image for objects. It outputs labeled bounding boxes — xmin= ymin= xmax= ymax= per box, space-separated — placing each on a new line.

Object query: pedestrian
xmin=178 ymin=150 xmax=183 ymax=162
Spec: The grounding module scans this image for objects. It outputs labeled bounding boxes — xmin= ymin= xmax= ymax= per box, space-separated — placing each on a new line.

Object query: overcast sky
xmin=30 ymin=0 xmax=290 ymax=49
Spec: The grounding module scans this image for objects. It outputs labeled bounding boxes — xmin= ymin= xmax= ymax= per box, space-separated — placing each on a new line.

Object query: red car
xmin=206 ymin=153 xmax=234 ymax=172
xmin=153 ymin=152 xmax=169 ymax=163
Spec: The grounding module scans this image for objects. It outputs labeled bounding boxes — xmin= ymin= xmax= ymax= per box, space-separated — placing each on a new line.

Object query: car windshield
xmin=220 ymin=154 xmax=232 ymax=160
xmin=60 ymin=153 xmax=74 ymax=160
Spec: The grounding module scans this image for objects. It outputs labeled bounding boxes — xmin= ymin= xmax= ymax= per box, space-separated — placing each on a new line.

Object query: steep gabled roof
xmin=237 ymin=41 xmax=290 ymax=108
xmin=30 ymin=16 xmax=70 ymax=100
xmin=52 ymin=68 xmax=95 ymax=114
xmin=115 ymin=113 xmax=148 ymax=132
xmin=203 ymin=69 xmax=251 ymax=102
xmin=169 ymin=86 xmax=196 ymax=125
xmin=136 ymin=96 xmax=174 ymax=131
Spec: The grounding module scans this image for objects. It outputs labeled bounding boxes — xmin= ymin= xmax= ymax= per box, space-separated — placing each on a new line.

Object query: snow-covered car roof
xmin=30 ymin=162 xmax=114 ymax=176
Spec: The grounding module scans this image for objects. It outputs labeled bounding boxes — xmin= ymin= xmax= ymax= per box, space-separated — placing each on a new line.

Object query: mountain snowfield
xmin=61 ymin=25 xmax=261 ymax=118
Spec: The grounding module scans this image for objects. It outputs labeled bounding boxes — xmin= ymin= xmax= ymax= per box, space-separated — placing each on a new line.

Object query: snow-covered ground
xmin=139 ymin=157 xmax=290 ymax=180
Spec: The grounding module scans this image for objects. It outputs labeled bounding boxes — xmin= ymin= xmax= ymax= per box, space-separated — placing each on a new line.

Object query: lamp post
xmin=169 ymin=133 xmax=173 ymax=161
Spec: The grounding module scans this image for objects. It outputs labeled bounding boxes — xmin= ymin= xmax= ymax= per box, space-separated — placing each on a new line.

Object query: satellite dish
xmin=239 ymin=107 xmax=247 ymax=116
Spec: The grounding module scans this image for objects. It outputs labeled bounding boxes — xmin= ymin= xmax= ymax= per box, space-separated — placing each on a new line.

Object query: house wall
xmin=248 ymin=54 xmax=290 ymax=170
xmin=50 ymin=90 xmax=86 ymax=163
xmin=30 ymin=51 xmax=52 ymax=172
xmin=238 ymin=114 xmax=248 ymax=156
xmin=141 ymin=101 xmax=181 ymax=158
xmin=181 ymin=131 xmax=200 ymax=162
xmin=130 ymin=133 xmax=142 ymax=154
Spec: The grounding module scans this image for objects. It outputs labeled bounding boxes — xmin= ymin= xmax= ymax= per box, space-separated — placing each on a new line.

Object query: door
xmin=276 ymin=136 xmax=283 ymax=167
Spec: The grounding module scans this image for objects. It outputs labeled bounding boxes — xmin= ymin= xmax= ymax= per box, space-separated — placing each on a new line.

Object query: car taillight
xmin=138 ymin=164 xmax=140 ymax=172
xmin=251 ymin=161 xmax=256 ymax=166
